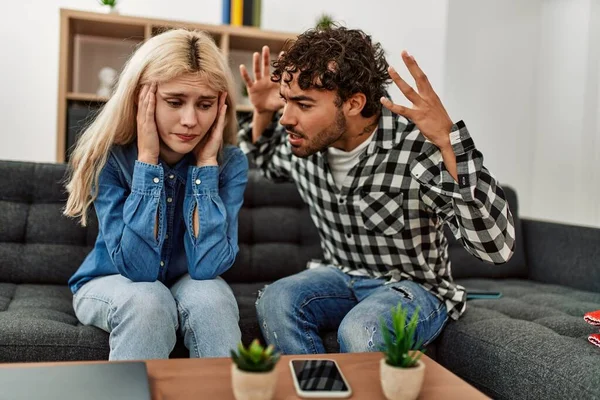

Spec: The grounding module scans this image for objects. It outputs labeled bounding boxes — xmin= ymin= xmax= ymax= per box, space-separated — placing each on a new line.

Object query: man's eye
xmin=298 ymin=103 xmax=311 ymax=110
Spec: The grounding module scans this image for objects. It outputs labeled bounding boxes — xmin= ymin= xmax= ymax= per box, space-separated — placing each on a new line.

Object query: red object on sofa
xmin=585 ymin=310 xmax=600 ymax=348
xmin=584 ymin=310 xmax=600 ymax=326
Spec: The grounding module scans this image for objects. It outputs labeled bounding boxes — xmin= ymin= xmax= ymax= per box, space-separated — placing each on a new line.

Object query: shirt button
xmin=167 ymin=197 xmax=173 ymax=203
xmin=153 ymin=177 xmax=160 ymax=183
xmin=169 ymin=174 xmax=175 ymax=179
xmin=160 ymin=261 xmax=165 ymax=267
xmin=346 ymin=233 xmax=352 ymax=239
xmin=195 ymin=179 xmax=201 ymax=185
xmin=165 ymin=234 xmax=169 ymax=239
xmin=339 ymin=198 xmax=345 ymax=204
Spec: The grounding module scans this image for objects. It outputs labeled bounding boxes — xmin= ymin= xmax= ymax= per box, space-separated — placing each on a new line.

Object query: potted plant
xmin=97 ymin=0 xmax=118 ymax=14
xmin=379 ymin=305 xmax=426 ymax=400
xmin=315 ymin=13 xmax=335 ymax=30
xmin=231 ymin=339 xmax=280 ymax=400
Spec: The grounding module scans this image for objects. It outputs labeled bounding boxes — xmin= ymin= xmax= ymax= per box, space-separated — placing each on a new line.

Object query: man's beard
xmin=287 ymin=108 xmax=347 ymax=158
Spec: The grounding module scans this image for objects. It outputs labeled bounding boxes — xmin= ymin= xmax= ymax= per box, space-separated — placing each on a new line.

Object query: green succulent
xmin=98 ymin=0 xmax=117 ymax=7
xmin=315 ymin=13 xmax=335 ymax=30
xmin=380 ymin=304 xmax=425 ymax=368
xmin=231 ymin=339 xmax=280 ymax=373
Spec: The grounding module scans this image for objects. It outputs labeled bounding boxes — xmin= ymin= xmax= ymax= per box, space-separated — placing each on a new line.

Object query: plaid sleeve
xmin=237 ymin=113 xmax=293 ymax=182
xmin=410 ymin=121 xmax=515 ymax=264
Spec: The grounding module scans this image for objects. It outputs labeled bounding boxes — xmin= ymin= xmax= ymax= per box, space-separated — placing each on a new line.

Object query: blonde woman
xmin=64 ymin=29 xmax=248 ymax=360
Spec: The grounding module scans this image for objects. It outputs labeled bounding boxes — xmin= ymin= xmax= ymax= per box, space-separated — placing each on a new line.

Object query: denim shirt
xmin=68 ymin=142 xmax=249 ymax=294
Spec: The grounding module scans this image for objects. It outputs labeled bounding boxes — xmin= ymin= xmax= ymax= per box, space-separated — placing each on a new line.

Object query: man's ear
xmin=344 ymin=92 xmax=367 ymax=117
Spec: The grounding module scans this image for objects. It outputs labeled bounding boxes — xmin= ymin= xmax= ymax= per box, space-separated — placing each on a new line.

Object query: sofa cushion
xmin=0 ymin=283 xmax=109 ymax=362
xmin=447 ymin=186 xmax=528 ymax=280
xmin=0 ymin=161 xmax=97 ymax=285
xmin=437 ymin=278 xmax=600 ymax=399
xmin=223 ymin=170 xmax=323 ymax=283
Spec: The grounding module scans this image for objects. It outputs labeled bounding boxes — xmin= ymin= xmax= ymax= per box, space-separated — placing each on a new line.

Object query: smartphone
xmin=289 ymin=359 xmax=352 ymax=398
xmin=466 ymin=290 xmax=503 ymax=300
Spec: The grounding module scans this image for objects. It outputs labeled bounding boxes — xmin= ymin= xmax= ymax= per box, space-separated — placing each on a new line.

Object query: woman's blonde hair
xmin=64 ymin=29 xmax=238 ymax=226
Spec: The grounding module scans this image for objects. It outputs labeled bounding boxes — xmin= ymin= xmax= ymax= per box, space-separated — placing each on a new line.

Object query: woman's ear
xmin=345 ymin=92 xmax=367 ymax=117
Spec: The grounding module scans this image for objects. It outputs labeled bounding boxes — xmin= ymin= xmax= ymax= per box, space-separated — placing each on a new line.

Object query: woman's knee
xmin=112 ymin=281 xmax=178 ymax=327
xmin=176 ymin=278 xmax=238 ymax=316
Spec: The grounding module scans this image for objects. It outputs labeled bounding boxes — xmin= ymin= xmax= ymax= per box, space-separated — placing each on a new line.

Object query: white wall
xmin=530 ymin=0 xmax=600 ymax=227
xmin=443 ymin=0 xmax=543 ymax=220
xmin=444 ymin=0 xmax=600 ymax=228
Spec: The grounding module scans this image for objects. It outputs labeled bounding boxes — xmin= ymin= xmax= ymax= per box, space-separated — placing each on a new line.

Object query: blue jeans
xmin=256 ymin=266 xmax=448 ymax=354
xmin=73 ymin=273 xmax=241 ymax=360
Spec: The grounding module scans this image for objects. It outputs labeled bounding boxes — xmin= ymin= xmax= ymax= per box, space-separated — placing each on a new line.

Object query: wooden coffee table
xmin=146 ymin=352 xmax=488 ymax=399
xmin=2 ymin=352 xmax=487 ymax=399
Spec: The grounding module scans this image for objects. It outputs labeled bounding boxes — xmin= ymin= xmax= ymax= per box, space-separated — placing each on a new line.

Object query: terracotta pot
xmin=231 ymin=364 xmax=278 ymax=400
xmin=380 ymin=358 xmax=425 ymax=400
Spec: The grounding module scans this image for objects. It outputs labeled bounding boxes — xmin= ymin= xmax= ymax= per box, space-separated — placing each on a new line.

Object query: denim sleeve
xmin=182 ymin=148 xmax=249 ymax=279
xmin=94 ymin=159 xmax=165 ymax=281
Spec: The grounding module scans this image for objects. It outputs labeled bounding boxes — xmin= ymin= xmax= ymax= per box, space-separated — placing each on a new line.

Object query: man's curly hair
xmin=272 ymin=25 xmax=390 ymax=118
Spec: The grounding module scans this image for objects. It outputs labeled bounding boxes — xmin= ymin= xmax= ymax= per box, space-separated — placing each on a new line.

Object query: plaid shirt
xmin=238 ymin=107 xmax=515 ymax=319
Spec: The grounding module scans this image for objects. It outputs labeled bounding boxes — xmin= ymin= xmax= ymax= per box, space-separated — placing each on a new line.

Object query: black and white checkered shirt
xmin=239 ymin=107 xmax=515 ymax=319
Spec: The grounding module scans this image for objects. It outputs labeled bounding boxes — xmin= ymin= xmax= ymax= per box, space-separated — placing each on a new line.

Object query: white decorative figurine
xmin=96 ymin=67 xmax=117 ymax=97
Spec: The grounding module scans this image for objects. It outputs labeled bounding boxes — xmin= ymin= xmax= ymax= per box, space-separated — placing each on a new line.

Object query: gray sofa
xmin=1 ymin=159 xmax=599 ymax=399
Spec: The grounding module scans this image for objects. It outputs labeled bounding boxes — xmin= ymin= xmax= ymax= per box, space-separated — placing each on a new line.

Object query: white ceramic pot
xmin=380 ymin=358 xmax=425 ymax=400
xmin=98 ymin=5 xmax=119 ymax=14
xmin=231 ymin=365 xmax=278 ymax=400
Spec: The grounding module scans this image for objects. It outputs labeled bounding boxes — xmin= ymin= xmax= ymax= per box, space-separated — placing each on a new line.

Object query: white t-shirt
xmin=326 ymin=130 xmax=376 ymax=191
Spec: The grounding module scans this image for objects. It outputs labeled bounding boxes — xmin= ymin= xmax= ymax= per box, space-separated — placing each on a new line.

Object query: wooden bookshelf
xmin=56 ymin=8 xmax=296 ymax=162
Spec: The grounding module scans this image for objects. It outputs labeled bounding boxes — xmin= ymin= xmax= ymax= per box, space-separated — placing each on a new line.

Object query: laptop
xmin=0 ymin=361 xmax=151 ymax=400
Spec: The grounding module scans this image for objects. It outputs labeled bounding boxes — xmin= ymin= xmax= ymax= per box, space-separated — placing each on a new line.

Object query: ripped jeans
xmin=255 ymin=266 xmax=448 ymax=354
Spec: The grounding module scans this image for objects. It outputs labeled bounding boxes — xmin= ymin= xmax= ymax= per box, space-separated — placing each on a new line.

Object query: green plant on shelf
xmin=98 ymin=0 xmax=117 ymax=7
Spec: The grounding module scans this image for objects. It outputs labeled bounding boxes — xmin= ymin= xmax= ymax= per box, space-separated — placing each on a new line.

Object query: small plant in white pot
xmin=231 ymin=339 xmax=280 ymax=400
xmin=379 ymin=305 xmax=426 ymax=400
xmin=97 ymin=0 xmax=118 ymax=14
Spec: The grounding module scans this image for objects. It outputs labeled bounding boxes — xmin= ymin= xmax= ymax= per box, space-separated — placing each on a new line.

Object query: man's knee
xmin=338 ymin=313 xmax=381 ymax=353
xmin=255 ymin=277 xmax=301 ymax=318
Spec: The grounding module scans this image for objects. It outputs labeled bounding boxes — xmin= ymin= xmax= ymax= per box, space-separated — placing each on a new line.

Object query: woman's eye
xmin=166 ymin=100 xmax=181 ymax=107
xmin=198 ymin=103 xmax=213 ymax=110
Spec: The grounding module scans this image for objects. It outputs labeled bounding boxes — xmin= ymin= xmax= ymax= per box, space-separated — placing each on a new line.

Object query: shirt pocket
xmin=358 ymin=190 xmax=405 ymax=236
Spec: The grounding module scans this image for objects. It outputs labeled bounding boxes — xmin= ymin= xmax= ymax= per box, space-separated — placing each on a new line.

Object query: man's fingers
xmin=239 ymin=65 xmax=254 ymax=88
xmin=402 ymin=50 xmax=432 ymax=95
xmin=380 ymin=97 xmax=415 ymax=120
xmin=262 ymin=46 xmax=271 ymax=77
xmin=389 ymin=66 xmax=423 ymax=106
xmin=253 ymin=52 xmax=262 ymax=81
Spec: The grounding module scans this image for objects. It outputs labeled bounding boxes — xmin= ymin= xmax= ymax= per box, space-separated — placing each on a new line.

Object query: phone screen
xmin=290 ymin=359 xmax=349 ymax=392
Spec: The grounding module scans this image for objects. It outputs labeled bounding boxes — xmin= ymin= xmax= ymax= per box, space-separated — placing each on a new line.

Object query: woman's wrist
xmin=196 ymin=158 xmax=218 ymax=167
xmin=138 ymin=152 xmax=158 ymax=165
